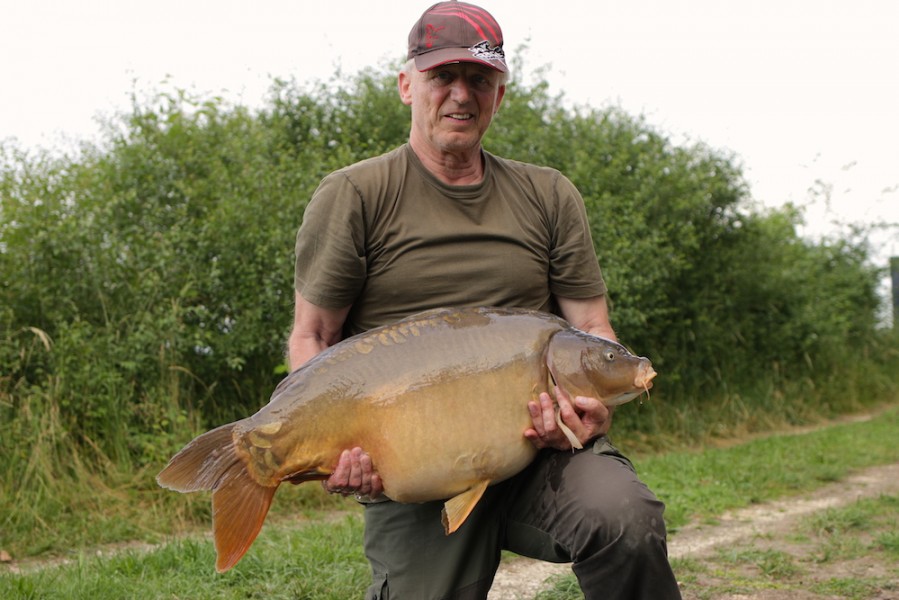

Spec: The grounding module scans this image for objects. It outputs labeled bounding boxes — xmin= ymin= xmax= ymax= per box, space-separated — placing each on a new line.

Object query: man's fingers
xmin=539 ymin=392 xmax=557 ymax=434
xmin=346 ymin=447 xmax=364 ymax=488
xmin=334 ymin=449 xmax=352 ymax=482
xmin=370 ymin=473 xmax=383 ymax=498
xmin=555 ymin=391 xmax=588 ymax=441
xmin=573 ymin=395 xmax=611 ymax=439
xmin=357 ymin=449 xmax=373 ymax=493
xmin=323 ymin=447 xmax=381 ymax=497
xmin=527 ymin=389 xmax=613 ymax=451
xmin=525 ymin=391 xmax=573 ymax=450
xmin=528 ymin=400 xmax=543 ymax=436
xmin=323 ymin=449 xmax=353 ymax=493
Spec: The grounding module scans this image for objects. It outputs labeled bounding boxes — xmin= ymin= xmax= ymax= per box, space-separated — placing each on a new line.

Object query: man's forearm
xmin=287 ymin=332 xmax=331 ymax=371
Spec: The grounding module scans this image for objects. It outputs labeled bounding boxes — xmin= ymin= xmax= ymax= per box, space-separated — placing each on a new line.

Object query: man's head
xmin=400 ymin=2 xmax=507 ymax=162
xmin=407 ymin=1 xmax=507 ymax=75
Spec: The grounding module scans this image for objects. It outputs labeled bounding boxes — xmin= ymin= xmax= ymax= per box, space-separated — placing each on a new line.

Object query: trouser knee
xmin=570 ymin=478 xmax=669 ymax=559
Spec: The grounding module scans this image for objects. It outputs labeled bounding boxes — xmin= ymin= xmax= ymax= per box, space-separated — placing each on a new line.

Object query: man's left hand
xmin=524 ymin=387 xmax=612 ymax=450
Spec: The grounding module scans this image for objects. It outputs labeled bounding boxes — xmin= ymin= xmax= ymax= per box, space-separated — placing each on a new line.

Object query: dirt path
xmin=487 ymin=462 xmax=899 ymax=600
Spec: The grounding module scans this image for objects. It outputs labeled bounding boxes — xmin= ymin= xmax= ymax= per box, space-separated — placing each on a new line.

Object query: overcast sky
xmin=2 ymin=0 xmax=897 ymax=270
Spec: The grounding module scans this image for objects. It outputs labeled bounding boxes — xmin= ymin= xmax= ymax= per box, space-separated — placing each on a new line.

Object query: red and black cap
xmin=407 ymin=1 xmax=507 ymax=73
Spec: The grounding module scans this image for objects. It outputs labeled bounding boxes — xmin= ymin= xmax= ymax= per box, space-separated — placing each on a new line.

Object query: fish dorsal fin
xmin=212 ymin=468 xmax=278 ymax=572
xmin=441 ymin=480 xmax=490 ymax=534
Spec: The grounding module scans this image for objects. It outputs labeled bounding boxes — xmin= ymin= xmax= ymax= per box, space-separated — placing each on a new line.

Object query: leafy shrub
xmin=1 ymin=64 xmax=895 ymax=483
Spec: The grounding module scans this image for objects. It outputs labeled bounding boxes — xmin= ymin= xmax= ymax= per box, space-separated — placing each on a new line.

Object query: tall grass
xmin=610 ymin=327 xmax=899 ymax=452
xmin=2 ymin=407 xmax=897 ymax=600
xmin=0 ymin=322 xmax=344 ymax=559
xmin=1 ymin=322 xmax=197 ymax=557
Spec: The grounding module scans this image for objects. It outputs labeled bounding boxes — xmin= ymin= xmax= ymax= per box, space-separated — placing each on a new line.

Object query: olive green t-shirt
xmin=295 ymin=144 xmax=606 ymax=336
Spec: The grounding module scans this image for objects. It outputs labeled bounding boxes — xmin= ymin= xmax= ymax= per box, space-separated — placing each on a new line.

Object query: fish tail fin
xmin=212 ymin=467 xmax=277 ymax=572
xmin=156 ymin=422 xmax=278 ymax=572
xmin=156 ymin=422 xmax=239 ymax=492
xmin=441 ymin=479 xmax=490 ymax=534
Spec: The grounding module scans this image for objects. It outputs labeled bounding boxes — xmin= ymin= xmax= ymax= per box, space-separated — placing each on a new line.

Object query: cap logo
xmin=425 ymin=23 xmax=444 ymax=49
xmin=469 ymin=40 xmax=505 ymax=64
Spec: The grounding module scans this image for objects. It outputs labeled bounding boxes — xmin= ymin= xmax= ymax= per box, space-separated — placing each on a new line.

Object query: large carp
xmin=157 ymin=306 xmax=656 ymax=572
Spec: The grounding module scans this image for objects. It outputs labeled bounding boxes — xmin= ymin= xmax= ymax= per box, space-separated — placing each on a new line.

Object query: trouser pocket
xmin=365 ymin=572 xmax=389 ymax=600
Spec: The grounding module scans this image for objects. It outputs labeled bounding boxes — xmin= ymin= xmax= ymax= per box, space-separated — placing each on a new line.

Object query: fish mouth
xmin=635 ymin=364 xmax=656 ymax=390
xmin=603 ymin=365 xmax=656 ymax=407
xmin=611 ymin=363 xmax=656 ymax=407
xmin=604 ymin=389 xmax=643 ymax=406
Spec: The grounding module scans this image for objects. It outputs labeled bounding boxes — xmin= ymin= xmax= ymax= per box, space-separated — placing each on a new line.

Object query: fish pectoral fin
xmin=554 ymin=405 xmax=583 ymax=450
xmin=441 ymin=480 xmax=490 ymax=535
xmin=283 ymin=468 xmax=331 ymax=484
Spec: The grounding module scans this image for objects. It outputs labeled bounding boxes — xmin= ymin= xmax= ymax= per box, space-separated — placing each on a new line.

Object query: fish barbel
xmin=157 ymin=306 xmax=656 ymax=572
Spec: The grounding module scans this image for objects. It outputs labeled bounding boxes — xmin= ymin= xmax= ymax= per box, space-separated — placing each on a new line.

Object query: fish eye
xmin=605 ymin=351 xmax=615 ymax=361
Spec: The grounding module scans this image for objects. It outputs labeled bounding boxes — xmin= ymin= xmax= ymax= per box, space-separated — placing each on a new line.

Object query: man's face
xmin=399 ymin=62 xmax=505 ymax=157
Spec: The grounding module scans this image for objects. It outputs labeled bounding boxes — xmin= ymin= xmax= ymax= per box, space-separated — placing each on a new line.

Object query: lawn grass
xmin=669 ymin=493 xmax=899 ymax=600
xmin=2 ymin=406 xmax=897 ymax=599
xmin=631 ymin=405 xmax=899 ymax=533
xmin=2 ymin=515 xmax=369 ymax=599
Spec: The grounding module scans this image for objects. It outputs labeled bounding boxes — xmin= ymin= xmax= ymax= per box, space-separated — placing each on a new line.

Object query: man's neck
xmin=409 ymin=138 xmax=484 ymax=186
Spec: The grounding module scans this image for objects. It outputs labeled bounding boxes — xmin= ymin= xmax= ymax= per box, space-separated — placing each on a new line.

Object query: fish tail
xmin=211 ymin=463 xmax=277 ymax=573
xmin=156 ymin=422 xmax=237 ymax=492
xmin=156 ymin=422 xmax=278 ymax=573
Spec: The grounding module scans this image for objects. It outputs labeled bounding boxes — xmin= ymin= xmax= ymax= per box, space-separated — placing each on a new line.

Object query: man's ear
xmin=493 ymin=84 xmax=506 ymax=115
xmin=398 ymin=70 xmax=413 ymax=106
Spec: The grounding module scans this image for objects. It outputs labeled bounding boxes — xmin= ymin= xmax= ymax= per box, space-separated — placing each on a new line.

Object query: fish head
xmin=548 ymin=330 xmax=656 ymax=407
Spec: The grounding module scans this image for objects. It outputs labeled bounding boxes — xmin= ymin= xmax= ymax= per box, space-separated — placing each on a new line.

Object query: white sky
xmin=2 ymin=0 xmax=898 ymax=284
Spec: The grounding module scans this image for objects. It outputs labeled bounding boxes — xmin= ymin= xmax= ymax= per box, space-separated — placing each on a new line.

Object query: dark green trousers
xmin=362 ymin=436 xmax=682 ymax=600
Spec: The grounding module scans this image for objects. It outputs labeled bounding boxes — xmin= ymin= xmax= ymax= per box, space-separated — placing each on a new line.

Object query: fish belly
xmin=358 ymin=365 xmax=542 ymax=503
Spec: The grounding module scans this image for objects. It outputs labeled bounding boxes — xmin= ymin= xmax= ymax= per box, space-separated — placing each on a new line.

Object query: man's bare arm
xmin=286 ymin=291 xmax=351 ymax=370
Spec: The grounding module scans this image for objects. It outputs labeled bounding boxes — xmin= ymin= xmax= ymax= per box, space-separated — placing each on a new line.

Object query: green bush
xmin=1 ymin=64 xmax=896 ymax=557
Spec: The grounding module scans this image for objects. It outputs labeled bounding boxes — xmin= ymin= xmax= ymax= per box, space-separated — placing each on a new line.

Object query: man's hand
xmin=321 ymin=447 xmax=383 ymax=499
xmin=524 ymin=387 xmax=612 ymax=450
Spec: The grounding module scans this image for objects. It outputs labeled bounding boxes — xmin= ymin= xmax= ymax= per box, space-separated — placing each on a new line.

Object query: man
xmin=287 ymin=2 xmax=682 ymax=598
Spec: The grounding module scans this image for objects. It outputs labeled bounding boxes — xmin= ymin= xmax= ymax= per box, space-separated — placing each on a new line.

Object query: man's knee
xmin=586 ymin=491 xmax=667 ymax=549
xmin=565 ymin=450 xmax=669 ymax=557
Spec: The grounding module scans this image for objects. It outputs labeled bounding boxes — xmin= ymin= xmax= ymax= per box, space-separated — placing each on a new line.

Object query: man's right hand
xmin=322 ymin=447 xmax=383 ymax=500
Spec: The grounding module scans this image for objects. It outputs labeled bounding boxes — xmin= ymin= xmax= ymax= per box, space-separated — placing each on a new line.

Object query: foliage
xmin=487 ymin=81 xmax=887 ymax=395
xmin=1 ymin=63 xmax=897 ymax=560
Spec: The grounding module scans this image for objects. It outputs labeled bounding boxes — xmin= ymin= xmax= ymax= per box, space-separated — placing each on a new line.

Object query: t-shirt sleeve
xmin=294 ymin=172 xmax=367 ymax=308
xmin=547 ymin=173 xmax=607 ymax=299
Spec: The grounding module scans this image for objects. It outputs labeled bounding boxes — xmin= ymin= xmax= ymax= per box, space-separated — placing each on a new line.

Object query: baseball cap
xmin=407 ymin=1 xmax=507 ymax=73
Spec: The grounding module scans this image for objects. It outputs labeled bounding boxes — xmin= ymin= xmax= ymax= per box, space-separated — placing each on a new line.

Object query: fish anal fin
xmin=441 ymin=480 xmax=490 ymax=535
xmin=212 ymin=468 xmax=278 ymax=573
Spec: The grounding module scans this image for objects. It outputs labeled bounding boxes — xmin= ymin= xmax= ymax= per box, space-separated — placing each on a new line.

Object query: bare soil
xmin=487 ymin=463 xmax=899 ymax=600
